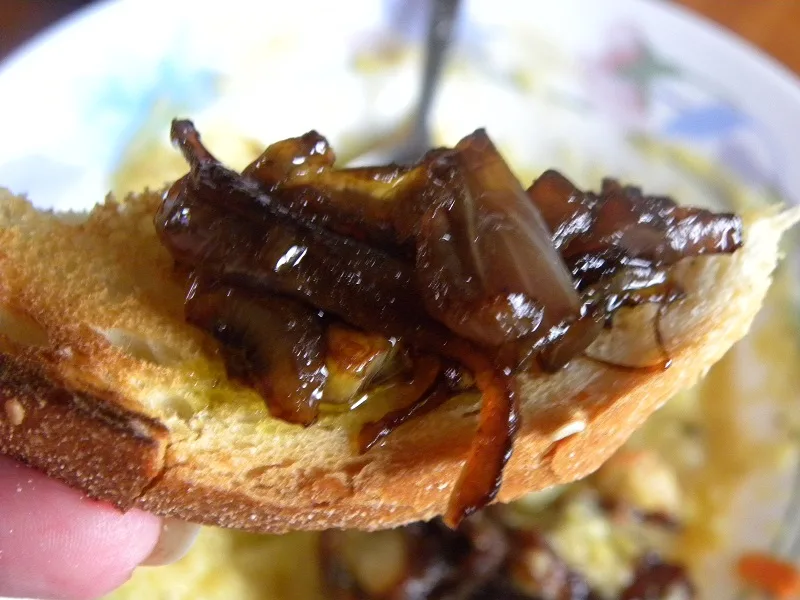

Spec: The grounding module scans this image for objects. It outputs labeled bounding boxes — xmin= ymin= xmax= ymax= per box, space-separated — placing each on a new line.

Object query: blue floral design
xmin=381 ymin=0 xmax=430 ymax=41
xmin=583 ymin=26 xmax=786 ymax=203
xmin=80 ymin=31 xmax=220 ymax=173
xmin=663 ymin=103 xmax=749 ymax=138
xmin=91 ymin=59 xmax=217 ymax=126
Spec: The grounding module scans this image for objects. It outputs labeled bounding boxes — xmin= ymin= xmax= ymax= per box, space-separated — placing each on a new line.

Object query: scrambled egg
xmin=109 ymin=530 xmax=325 ymax=600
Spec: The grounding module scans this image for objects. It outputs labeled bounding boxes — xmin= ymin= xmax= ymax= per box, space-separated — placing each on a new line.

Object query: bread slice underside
xmin=0 ymin=188 xmax=796 ymax=533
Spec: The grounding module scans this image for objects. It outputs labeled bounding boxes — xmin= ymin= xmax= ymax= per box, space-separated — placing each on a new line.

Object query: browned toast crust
xmin=0 ymin=352 xmax=168 ymax=507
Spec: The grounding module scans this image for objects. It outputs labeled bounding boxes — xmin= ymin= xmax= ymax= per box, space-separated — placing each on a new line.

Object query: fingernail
xmin=141 ymin=517 xmax=201 ymax=566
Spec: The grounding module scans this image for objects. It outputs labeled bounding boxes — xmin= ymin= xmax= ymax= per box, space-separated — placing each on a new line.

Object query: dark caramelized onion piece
xmin=244 ymin=131 xmax=410 ymax=248
xmin=599 ymin=178 xmax=741 ymax=261
xmin=321 ymin=510 xmax=691 ymax=599
xmin=243 ymin=130 xmax=336 ymax=185
xmin=416 ymin=131 xmax=580 ymax=347
xmin=171 ymin=119 xmax=218 ymax=167
xmin=185 ymin=279 xmax=326 ymax=425
xmin=523 ymin=169 xmax=592 ymax=252
xmin=524 ymin=168 xmax=742 ymax=374
xmin=527 ymin=170 xmax=743 ymax=289
xmin=619 ymin=555 xmax=695 ymax=600
xmin=540 ymin=269 xmax=682 ymax=372
xmin=511 ymin=530 xmax=602 ymax=600
xmin=157 ymin=137 xmax=433 ymax=337
xmin=416 ymin=202 xmax=548 ymax=346
xmin=321 ymin=510 xmax=681 ymax=599
xmin=439 ymin=338 xmax=519 ymax=528
xmin=321 ymin=515 xmax=513 ymax=600
xmin=241 ymin=125 xmax=582 ymax=348
xmin=357 ymin=385 xmax=450 ymax=453
xmin=158 ymin=120 xmax=519 ymax=525
xmin=536 ymin=307 xmax=605 ymax=372
xmin=356 ymin=354 xmax=444 ymax=452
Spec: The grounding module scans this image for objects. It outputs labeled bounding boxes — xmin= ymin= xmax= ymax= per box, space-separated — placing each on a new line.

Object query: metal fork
xmin=349 ymin=0 xmax=461 ymax=167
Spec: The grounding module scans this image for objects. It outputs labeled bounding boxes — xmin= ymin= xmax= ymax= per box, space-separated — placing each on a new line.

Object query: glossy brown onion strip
xmin=418 ymin=131 xmax=579 ymax=347
xmin=184 ymin=278 xmax=326 ymax=425
xmin=158 ymin=164 xmax=432 ymax=338
xmin=243 ymin=126 xmax=581 ymax=348
xmin=538 ymin=269 xmax=683 ymax=372
xmin=439 ymin=338 xmax=518 ymax=527
xmin=527 ymin=169 xmax=743 ymax=288
xmin=244 ymin=131 xmax=413 ymax=249
xmin=356 ymin=354 xmax=443 ymax=452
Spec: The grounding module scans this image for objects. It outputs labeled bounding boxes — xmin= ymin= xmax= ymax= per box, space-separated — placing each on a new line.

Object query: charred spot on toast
xmin=154 ymin=119 xmax=743 ymax=526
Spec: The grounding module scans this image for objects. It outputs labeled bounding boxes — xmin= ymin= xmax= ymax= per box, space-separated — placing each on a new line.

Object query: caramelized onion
xmin=243 ymin=126 xmax=582 ymax=348
xmin=321 ymin=515 xmax=512 ymax=600
xmin=243 ymin=130 xmax=337 ymax=184
xmin=356 ymin=360 xmax=446 ymax=452
xmin=157 ymin=161 xmax=433 ymax=338
xmin=620 ymin=555 xmax=694 ymax=600
xmin=512 ymin=530 xmax=601 ymax=600
xmin=356 ymin=386 xmax=449 ymax=452
xmin=321 ymin=509 xmax=690 ymax=599
xmin=158 ymin=121 xmax=520 ymax=526
xmin=322 ymin=325 xmax=397 ymax=407
xmin=439 ymin=338 xmax=518 ymax=528
xmin=425 ymin=131 xmax=580 ymax=346
xmin=184 ymin=279 xmax=326 ymax=425
xmin=536 ymin=307 xmax=605 ymax=372
xmin=540 ymin=268 xmax=682 ymax=372
xmin=599 ymin=178 xmax=742 ymax=262
xmin=527 ymin=170 xmax=743 ymax=289
xmin=244 ymin=131 xmax=412 ymax=249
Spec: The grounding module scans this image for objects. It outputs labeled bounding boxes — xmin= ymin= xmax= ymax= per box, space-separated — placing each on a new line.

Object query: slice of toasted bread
xmin=0 ymin=188 xmax=795 ymax=533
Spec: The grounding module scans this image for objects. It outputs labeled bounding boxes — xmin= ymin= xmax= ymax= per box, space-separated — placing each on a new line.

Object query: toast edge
xmin=0 ymin=352 xmax=169 ymax=508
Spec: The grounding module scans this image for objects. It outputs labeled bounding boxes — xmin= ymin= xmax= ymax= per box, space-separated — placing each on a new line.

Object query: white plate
xmin=0 ymin=1 xmax=798 ymax=599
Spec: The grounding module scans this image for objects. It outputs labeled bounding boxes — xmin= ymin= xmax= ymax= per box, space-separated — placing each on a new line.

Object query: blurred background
xmin=1 ymin=0 xmax=799 ymax=73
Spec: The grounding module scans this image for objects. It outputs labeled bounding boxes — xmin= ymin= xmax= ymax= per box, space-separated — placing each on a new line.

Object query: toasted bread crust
xmin=0 ymin=188 xmax=795 ymax=533
xmin=0 ymin=353 xmax=168 ymax=506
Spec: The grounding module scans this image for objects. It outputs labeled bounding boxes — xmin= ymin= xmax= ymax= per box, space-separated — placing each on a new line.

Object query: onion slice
xmin=416 ymin=131 xmax=581 ymax=347
xmin=185 ymin=279 xmax=327 ymax=425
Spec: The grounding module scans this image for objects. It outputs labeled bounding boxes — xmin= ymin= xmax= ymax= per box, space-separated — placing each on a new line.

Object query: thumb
xmin=0 ymin=455 xmax=196 ymax=600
